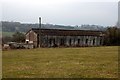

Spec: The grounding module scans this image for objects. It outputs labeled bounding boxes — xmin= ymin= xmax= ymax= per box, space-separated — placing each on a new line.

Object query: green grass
xmin=2 ymin=32 xmax=25 ymax=37
xmin=2 ymin=32 xmax=14 ymax=37
xmin=2 ymin=46 xmax=118 ymax=78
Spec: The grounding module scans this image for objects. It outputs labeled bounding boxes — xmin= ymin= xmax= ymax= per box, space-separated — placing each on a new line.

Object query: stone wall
xmin=40 ymin=35 xmax=104 ymax=47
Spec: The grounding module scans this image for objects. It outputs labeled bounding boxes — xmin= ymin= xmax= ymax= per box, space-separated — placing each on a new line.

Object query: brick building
xmin=25 ymin=28 xmax=105 ymax=48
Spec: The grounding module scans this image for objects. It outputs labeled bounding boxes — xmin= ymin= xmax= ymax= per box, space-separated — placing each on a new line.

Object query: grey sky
xmin=1 ymin=0 xmax=119 ymax=26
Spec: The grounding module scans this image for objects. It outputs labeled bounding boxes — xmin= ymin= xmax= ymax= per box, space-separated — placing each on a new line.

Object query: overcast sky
xmin=1 ymin=0 xmax=119 ymax=26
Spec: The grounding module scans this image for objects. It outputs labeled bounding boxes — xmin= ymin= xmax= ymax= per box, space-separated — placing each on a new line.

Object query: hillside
xmin=2 ymin=21 xmax=107 ymax=33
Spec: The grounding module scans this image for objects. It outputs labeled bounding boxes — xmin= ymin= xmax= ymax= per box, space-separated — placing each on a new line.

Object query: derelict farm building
xmin=25 ymin=28 xmax=105 ymax=48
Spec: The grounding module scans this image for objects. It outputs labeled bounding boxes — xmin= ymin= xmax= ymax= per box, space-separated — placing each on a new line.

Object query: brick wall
xmin=26 ymin=30 xmax=38 ymax=47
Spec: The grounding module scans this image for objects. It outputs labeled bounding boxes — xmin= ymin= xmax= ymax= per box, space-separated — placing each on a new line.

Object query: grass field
xmin=2 ymin=32 xmax=25 ymax=37
xmin=2 ymin=46 xmax=118 ymax=78
xmin=2 ymin=32 xmax=14 ymax=37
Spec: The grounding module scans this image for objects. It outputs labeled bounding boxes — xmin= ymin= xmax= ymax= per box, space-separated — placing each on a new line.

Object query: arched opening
xmin=78 ymin=39 xmax=80 ymax=45
xmin=60 ymin=38 xmax=65 ymax=46
xmin=53 ymin=38 xmax=55 ymax=45
xmin=86 ymin=39 xmax=88 ymax=45
xmin=100 ymin=38 xmax=102 ymax=45
xmin=93 ymin=38 xmax=95 ymax=45
xmin=49 ymin=39 xmax=52 ymax=46
xmin=69 ymin=38 xmax=71 ymax=46
xmin=49 ymin=38 xmax=56 ymax=47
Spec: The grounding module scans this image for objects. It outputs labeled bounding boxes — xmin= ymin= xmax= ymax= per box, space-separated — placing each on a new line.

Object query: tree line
xmin=103 ymin=27 xmax=120 ymax=46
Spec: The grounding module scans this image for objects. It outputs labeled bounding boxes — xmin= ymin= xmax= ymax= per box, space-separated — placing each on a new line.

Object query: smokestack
xmin=39 ymin=17 xmax=41 ymax=47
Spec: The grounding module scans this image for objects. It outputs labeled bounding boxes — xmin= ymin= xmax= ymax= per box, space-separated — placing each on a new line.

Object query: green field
xmin=2 ymin=46 xmax=118 ymax=78
xmin=2 ymin=32 xmax=14 ymax=37
xmin=2 ymin=32 xmax=25 ymax=37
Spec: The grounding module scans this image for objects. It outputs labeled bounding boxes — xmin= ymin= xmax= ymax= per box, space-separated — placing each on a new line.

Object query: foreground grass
xmin=2 ymin=46 xmax=118 ymax=78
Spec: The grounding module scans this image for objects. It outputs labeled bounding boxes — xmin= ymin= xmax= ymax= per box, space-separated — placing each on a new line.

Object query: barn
xmin=25 ymin=28 xmax=105 ymax=48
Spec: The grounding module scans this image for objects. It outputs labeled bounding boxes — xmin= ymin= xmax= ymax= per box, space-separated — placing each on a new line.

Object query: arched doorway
xmin=60 ymin=38 xmax=65 ymax=46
